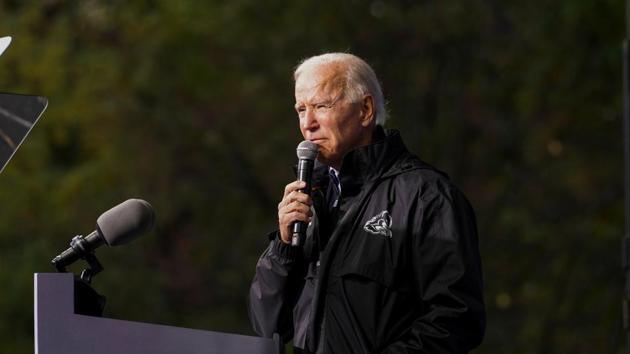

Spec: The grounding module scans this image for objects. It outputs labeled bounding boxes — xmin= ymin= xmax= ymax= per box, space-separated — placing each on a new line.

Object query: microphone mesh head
xmin=96 ymin=199 xmax=155 ymax=246
xmin=296 ymin=140 xmax=319 ymax=160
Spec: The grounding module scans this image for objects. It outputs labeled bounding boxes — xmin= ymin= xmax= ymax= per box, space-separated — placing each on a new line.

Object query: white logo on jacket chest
xmin=363 ymin=210 xmax=392 ymax=238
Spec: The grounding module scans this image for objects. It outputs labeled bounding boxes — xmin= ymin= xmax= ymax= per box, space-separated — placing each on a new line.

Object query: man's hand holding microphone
xmin=277 ymin=141 xmax=318 ymax=247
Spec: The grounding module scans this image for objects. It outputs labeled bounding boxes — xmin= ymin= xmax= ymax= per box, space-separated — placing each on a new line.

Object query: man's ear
xmin=360 ymin=95 xmax=375 ymax=127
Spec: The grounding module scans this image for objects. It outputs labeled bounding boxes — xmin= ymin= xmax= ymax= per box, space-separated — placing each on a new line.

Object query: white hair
xmin=294 ymin=53 xmax=388 ymax=126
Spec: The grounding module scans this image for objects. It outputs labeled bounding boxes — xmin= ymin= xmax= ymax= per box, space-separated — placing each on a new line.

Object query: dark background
xmin=0 ymin=1 xmax=624 ymax=353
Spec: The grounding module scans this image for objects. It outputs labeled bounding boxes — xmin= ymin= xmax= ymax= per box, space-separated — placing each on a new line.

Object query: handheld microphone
xmin=292 ymin=140 xmax=318 ymax=247
xmin=52 ymin=199 xmax=155 ymax=271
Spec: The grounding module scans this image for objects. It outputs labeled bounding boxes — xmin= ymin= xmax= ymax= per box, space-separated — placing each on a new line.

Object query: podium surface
xmin=34 ymin=273 xmax=281 ymax=354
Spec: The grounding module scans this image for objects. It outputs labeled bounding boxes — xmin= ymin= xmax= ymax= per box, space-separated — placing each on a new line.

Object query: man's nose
xmin=302 ymin=108 xmax=318 ymax=130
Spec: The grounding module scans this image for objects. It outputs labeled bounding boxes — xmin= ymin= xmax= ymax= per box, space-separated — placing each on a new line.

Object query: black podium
xmin=34 ymin=273 xmax=282 ymax=354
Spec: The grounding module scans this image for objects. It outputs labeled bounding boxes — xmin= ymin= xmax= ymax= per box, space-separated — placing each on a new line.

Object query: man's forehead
xmin=295 ymin=64 xmax=346 ymax=101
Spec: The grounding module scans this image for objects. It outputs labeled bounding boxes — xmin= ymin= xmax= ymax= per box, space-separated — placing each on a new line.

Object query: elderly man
xmin=248 ymin=53 xmax=485 ymax=353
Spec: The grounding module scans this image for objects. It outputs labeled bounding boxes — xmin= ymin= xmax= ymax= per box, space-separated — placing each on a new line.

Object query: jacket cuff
xmin=267 ymin=231 xmax=300 ymax=262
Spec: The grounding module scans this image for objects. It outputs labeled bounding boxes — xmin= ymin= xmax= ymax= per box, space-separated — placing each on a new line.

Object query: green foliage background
xmin=0 ymin=1 xmax=624 ymax=353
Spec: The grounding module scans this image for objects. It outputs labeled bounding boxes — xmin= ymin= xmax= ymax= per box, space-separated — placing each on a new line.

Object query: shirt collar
xmin=328 ymin=167 xmax=341 ymax=193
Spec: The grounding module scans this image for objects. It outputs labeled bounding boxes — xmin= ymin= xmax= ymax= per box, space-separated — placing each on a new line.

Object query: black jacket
xmin=248 ymin=129 xmax=485 ymax=353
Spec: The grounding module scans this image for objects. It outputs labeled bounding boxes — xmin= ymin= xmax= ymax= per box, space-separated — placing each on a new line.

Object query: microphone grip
xmin=52 ymin=247 xmax=80 ymax=270
xmin=296 ymin=159 xmax=314 ymax=194
xmin=292 ymin=222 xmax=307 ymax=246
xmin=51 ymin=231 xmax=104 ymax=271
xmin=291 ymin=159 xmax=314 ymax=247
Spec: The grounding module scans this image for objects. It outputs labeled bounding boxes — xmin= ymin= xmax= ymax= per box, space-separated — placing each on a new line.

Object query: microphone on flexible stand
xmin=51 ymin=199 xmax=155 ymax=281
xmin=50 ymin=198 xmax=155 ymax=316
xmin=292 ymin=140 xmax=318 ymax=247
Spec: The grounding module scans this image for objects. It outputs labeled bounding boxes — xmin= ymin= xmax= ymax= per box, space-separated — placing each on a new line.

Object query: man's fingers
xmin=280 ymin=210 xmax=311 ymax=225
xmin=279 ymin=200 xmax=312 ymax=217
xmin=283 ymin=180 xmax=306 ymax=197
xmin=278 ymin=202 xmax=312 ymax=226
xmin=278 ymin=208 xmax=312 ymax=244
xmin=288 ymin=191 xmax=312 ymax=204
xmin=278 ymin=181 xmax=312 ymax=243
xmin=278 ymin=189 xmax=312 ymax=210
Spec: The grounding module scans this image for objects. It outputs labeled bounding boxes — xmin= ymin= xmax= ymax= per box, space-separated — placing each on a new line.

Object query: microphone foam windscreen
xmin=96 ymin=199 xmax=155 ymax=246
xmin=296 ymin=140 xmax=318 ymax=160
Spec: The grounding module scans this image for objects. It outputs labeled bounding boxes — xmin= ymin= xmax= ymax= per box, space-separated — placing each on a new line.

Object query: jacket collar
xmin=339 ymin=126 xmax=408 ymax=183
xmin=310 ymin=126 xmax=412 ymax=196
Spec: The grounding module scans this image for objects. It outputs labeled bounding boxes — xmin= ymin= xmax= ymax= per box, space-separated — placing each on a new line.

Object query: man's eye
xmin=316 ymin=104 xmax=330 ymax=110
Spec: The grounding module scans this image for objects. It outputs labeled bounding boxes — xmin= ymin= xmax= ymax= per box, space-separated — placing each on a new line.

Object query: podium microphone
xmin=292 ymin=140 xmax=318 ymax=247
xmin=52 ymin=199 xmax=155 ymax=271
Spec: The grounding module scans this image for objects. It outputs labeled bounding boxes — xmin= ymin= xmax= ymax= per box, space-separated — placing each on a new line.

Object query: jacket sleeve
xmin=248 ymin=231 xmax=306 ymax=342
xmin=382 ymin=183 xmax=486 ymax=353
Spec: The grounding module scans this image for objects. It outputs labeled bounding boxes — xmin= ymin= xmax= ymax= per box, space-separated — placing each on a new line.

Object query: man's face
xmin=294 ymin=64 xmax=370 ymax=168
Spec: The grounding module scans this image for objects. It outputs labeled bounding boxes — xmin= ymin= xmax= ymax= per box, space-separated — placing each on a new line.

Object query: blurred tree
xmin=0 ymin=0 xmax=625 ymax=353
